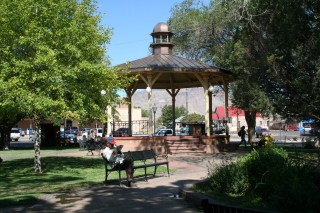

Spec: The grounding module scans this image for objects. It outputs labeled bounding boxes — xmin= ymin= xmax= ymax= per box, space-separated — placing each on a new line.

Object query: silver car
xmin=154 ymin=129 xmax=173 ymax=136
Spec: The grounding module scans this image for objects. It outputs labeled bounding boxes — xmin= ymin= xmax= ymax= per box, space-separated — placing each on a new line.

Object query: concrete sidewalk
xmin=0 ymin=152 xmax=245 ymax=213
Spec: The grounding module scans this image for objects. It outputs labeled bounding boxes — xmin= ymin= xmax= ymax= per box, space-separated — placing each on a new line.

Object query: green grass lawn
xmin=0 ymin=148 xmax=170 ymax=207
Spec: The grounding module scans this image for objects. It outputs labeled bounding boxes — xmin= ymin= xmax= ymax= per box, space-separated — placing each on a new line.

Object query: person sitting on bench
xmin=102 ymin=138 xmax=134 ymax=187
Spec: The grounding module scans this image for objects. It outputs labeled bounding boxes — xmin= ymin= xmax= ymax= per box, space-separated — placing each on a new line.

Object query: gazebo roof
xmin=115 ymin=22 xmax=235 ymax=137
xmin=119 ymin=54 xmax=234 ymax=89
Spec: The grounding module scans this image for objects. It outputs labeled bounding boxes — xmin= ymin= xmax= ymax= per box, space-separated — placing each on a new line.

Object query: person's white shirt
xmin=102 ymin=147 xmax=116 ymax=162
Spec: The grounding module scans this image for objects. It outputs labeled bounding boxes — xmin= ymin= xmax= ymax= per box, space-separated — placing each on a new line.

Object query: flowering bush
xmin=258 ymin=135 xmax=274 ymax=148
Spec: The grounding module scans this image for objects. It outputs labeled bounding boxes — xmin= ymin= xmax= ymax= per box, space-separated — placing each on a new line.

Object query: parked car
xmin=60 ymin=130 xmax=74 ymax=139
xmin=81 ymin=128 xmax=91 ymax=138
xmin=29 ymin=129 xmax=43 ymax=142
xmin=255 ymin=128 xmax=271 ymax=138
xmin=154 ymin=128 xmax=173 ymax=136
xmin=18 ymin=128 xmax=25 ymax=137
xmin=10 ymin=128 xmax=20 ymax=141
xmin=300 ymin=126 xmax=315 ymax=135
xmin=69 ymin=126 xmax=79 ymax=135
xmin=27 ymin=128 xmax=33 ymax=135
xmin=113 ymin=128 xmax=129 ymax=137
xmin=309 ymin=128 xmax=317 ymax=136
xmin=285 ymin=125 xmax=298 ymax=131
xmin=255 ymin=126 xmax=263 ymax=132
xmin=93 ymin=128 xmax=103 ymax=138
xmin=212 ymin=126 xmax=225 ymax=134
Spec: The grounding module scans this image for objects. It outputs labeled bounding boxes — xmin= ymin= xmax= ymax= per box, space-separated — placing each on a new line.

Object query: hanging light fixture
xmin=146 ymin=86 xmax=151 ymax=93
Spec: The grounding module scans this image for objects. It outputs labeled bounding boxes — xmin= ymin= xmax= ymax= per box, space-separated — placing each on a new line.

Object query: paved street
xmin=10 ymin=130 xmax=306 ymax=149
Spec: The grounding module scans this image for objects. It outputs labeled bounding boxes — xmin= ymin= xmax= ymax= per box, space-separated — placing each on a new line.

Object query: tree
xmin=181 ymin=113 xmax=204 ymax=123
xmin=215 ymin=0 xmax=320 ymax=128
xmin=160 ymin=105 xmax=186 ymax=127
xmin=169 ymin=0 xmax=320 ymax=141
xmin=141 ymin=109 xmax=150 ymax=118
xmin=169 ymin=0 xmax=273 ymax=143
xmin=0 ymin=0 xmax=132 ymax=172
xmin=245 ymin=0 xmax=320 ymax=121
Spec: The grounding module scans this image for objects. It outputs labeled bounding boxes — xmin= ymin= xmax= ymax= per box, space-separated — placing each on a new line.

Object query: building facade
xmin=213 ymin=106 xmax=270 ymax=132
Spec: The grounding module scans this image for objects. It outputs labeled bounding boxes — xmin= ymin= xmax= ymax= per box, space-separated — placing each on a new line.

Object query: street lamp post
xmin=152 ymin=104 xmax=157 ymax=135
xmin=100 ymin=90 xmax=108 ymax=135
xmin=186 ymin=88 xmax=188 ymax=134
xmin=112 ymin=107 xmax=115 ymax=136
xmin=100 ymin=89 xmax=114 ymax=136
xmin=208 ymin=85 xmax=214 ymax=135
xmin=146 ymin=86 xmax=152 ymax=135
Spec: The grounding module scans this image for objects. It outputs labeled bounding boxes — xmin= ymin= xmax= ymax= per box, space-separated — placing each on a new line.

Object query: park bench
xmin=84 ymin=139 xmax=105 ymax=155
xmin=102 ymin=149 xmax=170 ymax=185
xmin=85 ymin=141 xmax=96 ymax=155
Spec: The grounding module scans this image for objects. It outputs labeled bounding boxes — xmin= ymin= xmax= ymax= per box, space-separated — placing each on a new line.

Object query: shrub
xmin=206 ymin=147 xmax=320 ymax=212
xmin=208 ymin=161 xmax=249 ymax=194
xmin=242 ymin=148 xmax=289 ymax=199
xmin=269 ymin=163 xmax=320 ymax=213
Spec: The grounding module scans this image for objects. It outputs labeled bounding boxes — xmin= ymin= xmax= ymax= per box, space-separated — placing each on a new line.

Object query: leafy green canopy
xmin=180 ymin=113 xmax=204 ymax=123
xmin=169 ymin=0 xmax=320 ymax=139
xmin=160 ymin=105 xmax=186 ymax=127
xmin=168 ymin=0 xmax=273 ymax=142
xmin=0 ymin=0 xmax=132 ymax=126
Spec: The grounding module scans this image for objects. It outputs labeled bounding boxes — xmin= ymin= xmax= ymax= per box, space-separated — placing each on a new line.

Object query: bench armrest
xmin=155 ymin=153 xmax=168 ymax=161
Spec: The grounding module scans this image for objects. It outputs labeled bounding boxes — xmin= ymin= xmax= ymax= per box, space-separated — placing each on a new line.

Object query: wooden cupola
xmin=150 ymin=22 xmax=174 ymax=55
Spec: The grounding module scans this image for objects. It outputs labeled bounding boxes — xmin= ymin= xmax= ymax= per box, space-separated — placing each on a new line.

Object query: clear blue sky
xmin=96 ymin=0 xmax=185 ymax=66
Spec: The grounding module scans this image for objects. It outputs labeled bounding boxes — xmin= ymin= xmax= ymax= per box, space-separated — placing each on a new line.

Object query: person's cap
xmin=107 ymin=137 xmax=115 ymax=145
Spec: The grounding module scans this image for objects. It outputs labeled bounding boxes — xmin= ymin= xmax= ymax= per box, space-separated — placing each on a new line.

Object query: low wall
xmin=113 ymin=136 xmax=167 ymax=154
xmin=200 ymin=135 xmax=230 ymax=145
xmin=113 ymin=134 xmax=235 ymax=154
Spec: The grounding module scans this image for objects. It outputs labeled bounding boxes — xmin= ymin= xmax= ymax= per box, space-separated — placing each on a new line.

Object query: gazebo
xmin=118 ymin=22 xmax=235 ymax=137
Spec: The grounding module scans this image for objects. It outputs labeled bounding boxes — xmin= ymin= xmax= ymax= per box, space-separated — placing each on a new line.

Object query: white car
xmin=10 ymin=128 xmax=20 ymax=141
xmin=154 ymin=129 xmax=173 ymax=136
xmin=82 ymin=128 xmax=103 ymax=140
xmin=81 ymin=128 xmax=91 ymax=138
xmin=93 ymin=128 xmax=103 ymax=138
xmin=301 ymin=125 xmax=314 ymax=135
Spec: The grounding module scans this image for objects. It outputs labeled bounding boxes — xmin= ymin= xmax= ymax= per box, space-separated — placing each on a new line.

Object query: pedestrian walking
xmin=238 ymin=126 xmax=247 ymax=148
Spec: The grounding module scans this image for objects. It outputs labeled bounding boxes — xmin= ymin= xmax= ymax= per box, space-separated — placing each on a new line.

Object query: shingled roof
xmin=124 ymin=54 xmax=221 ymax=71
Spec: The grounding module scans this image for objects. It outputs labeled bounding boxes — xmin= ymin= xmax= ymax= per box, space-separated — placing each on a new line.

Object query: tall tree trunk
xmin=1 ymin=123 xmax=18 ymax=150
xmin=0 ymin=128 xmax=4 ymax=149
xmin=244 ymin=110 xmax=256 ymax=145
xmin=3 ymin=127 xmax=11 ymax=150
xmin=4 ymin=131 xmax=10 ymax=150
xmin=34 ymin=120 xmax=41 ymax=173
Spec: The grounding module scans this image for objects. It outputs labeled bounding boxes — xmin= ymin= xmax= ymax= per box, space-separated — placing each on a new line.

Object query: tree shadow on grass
xmin=0 ymin=156 xmax=172 ymax=209
xmin=0 ymin=156 xmax=104 ymax=207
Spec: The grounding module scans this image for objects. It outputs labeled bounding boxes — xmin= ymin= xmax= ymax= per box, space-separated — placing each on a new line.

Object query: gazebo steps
xmin=167 ymin=149 xmax=207 ymax=155
xmin=165 ymin=137 xmax=207 ymax=155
